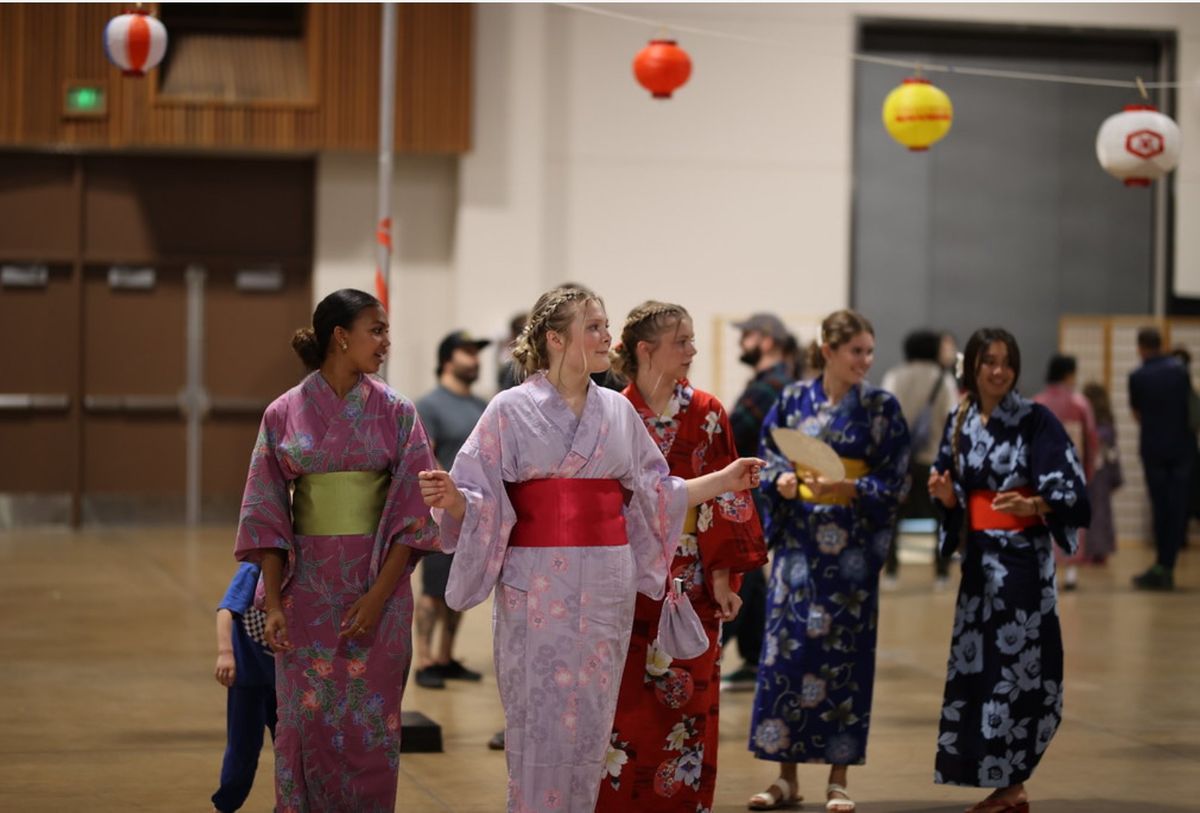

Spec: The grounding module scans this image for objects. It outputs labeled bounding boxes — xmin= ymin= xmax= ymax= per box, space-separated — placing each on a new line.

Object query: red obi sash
xmin=505 ymin=479 xmax=630 ymax=548
xmin=969 ymin=487 xmax=1043 ymax=532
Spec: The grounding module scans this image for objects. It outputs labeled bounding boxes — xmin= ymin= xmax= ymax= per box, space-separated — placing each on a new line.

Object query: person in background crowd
xmin=413 ymin=330 xmax=492 ymax=689
xmin=1082 ymin=382 xmax=1122 ymax=564
xmin=880 ymin=329 xmax=958 ymax=590
xmin=720 ymin=312 xmax=797 ymax=692
xmin=1170 ymin=345 xmax=1200 ymax=538
xmin=498 ymin=312 xmax=529 ymax=392
xmin=1129 ymin=327 xmax=1192 ymax=590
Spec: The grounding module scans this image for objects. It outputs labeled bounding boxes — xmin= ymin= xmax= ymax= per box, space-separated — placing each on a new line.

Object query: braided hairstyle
xmin=609 ymin=300 xmax=690 ymax=381
xmin=949 ymin=327 xmax=1022 ymax=476
xmin=806 ymin=309 xmax=875 ymax=373
xmin=510 ymin=285 xmax=604 ymax=379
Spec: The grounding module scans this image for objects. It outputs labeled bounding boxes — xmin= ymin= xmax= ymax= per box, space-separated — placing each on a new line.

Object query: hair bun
xmin=291 ymin=327 xmax=323 ymax=371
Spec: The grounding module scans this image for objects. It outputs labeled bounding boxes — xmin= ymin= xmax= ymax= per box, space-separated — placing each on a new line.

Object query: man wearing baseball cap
xmin=413 ymin=330 xmax=491 ymax=689
xmin=721 ymin=313 xmax=798 ymax=691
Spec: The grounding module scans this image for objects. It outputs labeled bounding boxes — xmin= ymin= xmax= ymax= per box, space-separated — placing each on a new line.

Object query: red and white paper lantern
xmin=104 ymin=10 xmax=168 ymax=77
xmin=1095 ymin=104 xmax=1181 ymax=187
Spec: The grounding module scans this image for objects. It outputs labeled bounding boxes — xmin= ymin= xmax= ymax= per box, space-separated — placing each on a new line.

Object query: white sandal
xmin=748 ymin=777 xmax=802 ymax=810
xmin=826 ymin=783 xmax=855 ymax=812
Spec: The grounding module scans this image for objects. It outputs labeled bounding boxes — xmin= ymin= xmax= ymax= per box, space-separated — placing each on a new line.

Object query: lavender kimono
xmin=436 ymin=372 xmax=688 ymax=813
xmin=234 ymin=372 xmax=439 ymax=813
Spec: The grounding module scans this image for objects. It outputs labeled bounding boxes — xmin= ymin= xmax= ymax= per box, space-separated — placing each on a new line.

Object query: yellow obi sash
xmin=292 ymin=470 xmax=390 ymax=537
xmin=682 ymin=506 xmax=699 ymax=534
xmin=798 ymin=458 xmax=869 ymax=506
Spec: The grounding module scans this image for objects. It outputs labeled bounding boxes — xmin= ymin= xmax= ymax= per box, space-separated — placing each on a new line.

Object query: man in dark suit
xmin=1129 ymin=326 xmax=1192 ymax=590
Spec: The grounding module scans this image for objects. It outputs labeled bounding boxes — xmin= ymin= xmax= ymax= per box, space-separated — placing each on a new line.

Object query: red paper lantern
xmin=104 ymin=9 xmax=168 ymax=77
xmin=633 ymin=39 xmax=692 ymax=99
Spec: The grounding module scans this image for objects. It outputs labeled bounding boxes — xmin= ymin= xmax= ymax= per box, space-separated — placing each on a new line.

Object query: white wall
xmin=317 ymin=3 xmax=1200 ymax=406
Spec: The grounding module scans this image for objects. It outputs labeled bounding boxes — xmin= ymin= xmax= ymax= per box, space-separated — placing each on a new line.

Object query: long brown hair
xmin=509 ymin=285 xmax=603 ymax=379
xmin=950 ymin=327 xmax=1022 ymax=474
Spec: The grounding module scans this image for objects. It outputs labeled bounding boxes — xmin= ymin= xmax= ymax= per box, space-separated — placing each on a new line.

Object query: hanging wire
xmin=558 ymin=2 xmax=1197 ymax=90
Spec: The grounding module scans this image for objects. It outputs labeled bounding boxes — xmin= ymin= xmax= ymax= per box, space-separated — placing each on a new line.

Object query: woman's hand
xmin=264 ymin=608 xmax=292 ymax=651
xmin=776 ymin=471 xmax=799 ymax=500
xmin=928 ymin=469 xmax=957 ymax=508
xmin=800 ymin=473 xmax=857 ymax=501
xmin=992 ymin=491 xmax=1042 ymax=517
xmin=710 ymin=569 xmax=742 ymax=621
xmin=419 ymin=470 xmax=466 ymax=520
xmin=214 ymin=650 xmax=236 ymax=687
xmin=340 ymin=590 xmax=387 ymax=639
xmin=722 ymin=458 xmax=764 ymax=492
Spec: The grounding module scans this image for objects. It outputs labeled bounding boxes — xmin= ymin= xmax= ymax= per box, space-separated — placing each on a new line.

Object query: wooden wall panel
xmin=0 ymin=3 xmax=471 ymax=153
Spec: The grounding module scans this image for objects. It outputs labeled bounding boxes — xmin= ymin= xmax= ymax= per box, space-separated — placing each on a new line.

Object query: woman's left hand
xmin=992 ymin=491 xmax=1040 ymax=517
xmin=710 ymin=569 xmax=742 ymax=622
xmin=340 ymin=591 xmax=388 ymax=638
xmin=724 ymin=458 xmax=765 ymax=492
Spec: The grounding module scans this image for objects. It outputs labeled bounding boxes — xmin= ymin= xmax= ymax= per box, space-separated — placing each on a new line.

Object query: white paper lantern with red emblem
xmin=104 ymin=10 xmax=168 ymax=77
xmin=1095 ymin=104 xmax=1181 ymax=187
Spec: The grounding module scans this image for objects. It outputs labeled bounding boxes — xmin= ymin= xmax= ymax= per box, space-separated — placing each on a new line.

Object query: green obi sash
xmin=292 ymin=470 xmax=391 ymax=537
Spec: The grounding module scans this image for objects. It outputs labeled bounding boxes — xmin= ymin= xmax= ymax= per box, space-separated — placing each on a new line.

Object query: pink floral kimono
xmin=436 ymin=372 xmax=689 ymax=813
xmin=234 ymin=372 xmax=439 ymax=813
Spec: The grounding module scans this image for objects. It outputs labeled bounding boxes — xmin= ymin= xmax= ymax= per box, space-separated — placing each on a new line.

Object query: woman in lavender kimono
xmin=748 ymin=310 xmax=910 ymax=813
xmin=235 ymin=289 xmax=440 ymax=813
xmin=417 ymin=285 xmax=763 ymax=813
xmin=928 ymin=328 xmax=1090 ymax=813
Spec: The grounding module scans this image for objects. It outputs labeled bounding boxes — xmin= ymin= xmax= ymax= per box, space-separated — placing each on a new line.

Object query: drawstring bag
xmin=657 ymin=576 xmax=709 ymax=660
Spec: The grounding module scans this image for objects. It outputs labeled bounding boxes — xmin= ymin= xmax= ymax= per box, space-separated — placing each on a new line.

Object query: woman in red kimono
xmin=596 ymin=301 xmax=769 ymax=812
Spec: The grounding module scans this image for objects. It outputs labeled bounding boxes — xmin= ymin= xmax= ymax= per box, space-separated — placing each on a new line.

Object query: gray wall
xmin=853 ymin=29 xmax=1158 ymax=389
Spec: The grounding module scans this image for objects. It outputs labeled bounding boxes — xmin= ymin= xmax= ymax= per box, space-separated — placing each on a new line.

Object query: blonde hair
xmin=510 ymin=285 xmax=603 ymax=378
xmin=806 ymin=309 xmax=875 ymax=372
xmin=609 ymin=301 xmax=690 ymax=381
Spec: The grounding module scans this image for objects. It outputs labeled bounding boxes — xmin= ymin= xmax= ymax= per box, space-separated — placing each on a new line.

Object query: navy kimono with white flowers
xmin=931 ymin=391 xmax=1090 ymax=788
xmin=748 ymin=379 xmax=909 ymax=765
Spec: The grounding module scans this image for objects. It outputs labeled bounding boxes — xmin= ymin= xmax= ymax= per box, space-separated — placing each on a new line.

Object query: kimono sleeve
xmin=855 ymin=391 xmax=912 ymax=529
xmin=620 ymin=402 xmax=689 ymax=600
xmin=368 ymin=397 xmax=441 ymax=584
xmin=932 ymin=407 xmax=969 ymax=560
xmin=439 ymin=399 xmax=518 ymax=611
xmin=234 ymin=401 xmax=295 ymax=568
xmin=1030 ymin=404 xmax=1092 ymax=555
xmin=695 ymin=400 xmax=768 ymax=578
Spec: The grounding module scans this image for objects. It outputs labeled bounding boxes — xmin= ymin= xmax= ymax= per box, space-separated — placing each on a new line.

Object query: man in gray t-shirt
xmin=413 ymin=330 xmax=490 ymax=689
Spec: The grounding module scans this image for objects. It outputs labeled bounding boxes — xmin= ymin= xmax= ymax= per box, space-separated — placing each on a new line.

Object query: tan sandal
xmin=748 ymin=777 xmax=802 ymax=810
xmin=826 ymin=782 xmax=855 ymax=812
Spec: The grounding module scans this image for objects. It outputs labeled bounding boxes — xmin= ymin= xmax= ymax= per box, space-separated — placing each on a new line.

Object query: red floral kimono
xmin=596 ymin=381 xmax=767 ymax=812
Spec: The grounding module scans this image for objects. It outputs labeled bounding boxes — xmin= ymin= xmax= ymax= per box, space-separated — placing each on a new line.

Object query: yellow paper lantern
xmin=882 ymin=77 xmax=953 ymax=151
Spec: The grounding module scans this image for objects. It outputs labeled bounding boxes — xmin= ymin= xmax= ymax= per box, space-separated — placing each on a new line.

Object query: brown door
xmin=203 ymin=260 xmax=312 ymax=516
xmin=81 ymin=264 xmax=187 ymax=522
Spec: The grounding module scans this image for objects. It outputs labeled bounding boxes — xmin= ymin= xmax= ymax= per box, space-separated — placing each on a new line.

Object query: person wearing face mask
xmin=747 ymin=310 xmax=910 ymax=813
xmin=596 ymin=302 xmax=768 ymax=811
xmin=413 ymin=331 xmax=492 ymax=689
xmin=235 ymin=289 xmax=441 ymax=812
xmin=721 ymin=313 xmax=798 ymax=692
xmin=417 ymin=285 xmax=765 ymax=813
xmin=928 ymin=328 xmax=1090 ymax=813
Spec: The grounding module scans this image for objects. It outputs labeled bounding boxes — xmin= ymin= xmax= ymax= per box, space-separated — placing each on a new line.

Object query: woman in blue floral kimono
xmin=928 ymin=328 xmax=1090 ymax=813
xmin=748 ymin=310 xmax=910 ymax=813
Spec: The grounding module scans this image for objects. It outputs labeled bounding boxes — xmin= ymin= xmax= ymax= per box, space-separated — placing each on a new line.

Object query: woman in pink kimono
xmin=235 ymin=289 xmax=440 ymax=813
xmin=419 ymin=285 xmax=763 ymax=813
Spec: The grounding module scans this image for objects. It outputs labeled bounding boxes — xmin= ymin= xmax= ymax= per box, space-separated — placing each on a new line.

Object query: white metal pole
xmin=374 ymin=3 xmax=397 ymax=380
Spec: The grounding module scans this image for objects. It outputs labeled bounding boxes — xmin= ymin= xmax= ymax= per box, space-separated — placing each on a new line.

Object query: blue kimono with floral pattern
xmin=931 ymin=391 xmax=1090 ymax=788
xmin=748 ymin=379 xmax=910 ymax=765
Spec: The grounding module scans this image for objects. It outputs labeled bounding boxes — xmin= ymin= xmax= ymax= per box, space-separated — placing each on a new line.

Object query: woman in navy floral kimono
xmin=748 ymin=310 xmax=910 ymax=813
xmin=929 ymin=328 xmax=1090 ymax=813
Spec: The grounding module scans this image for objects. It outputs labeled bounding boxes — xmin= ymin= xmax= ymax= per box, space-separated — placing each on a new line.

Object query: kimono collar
xmin=303 ymin=370 xmax=370 ymax=421
xmin=623 ymin=378 xmax=692 ymax=420
xmin=984 ymin=389 xmax=1033 ymax=428
xmin=526 ymin=371 xmax=604 ymax=474
xmin=812 ymin=375 xmax=864 ymax=414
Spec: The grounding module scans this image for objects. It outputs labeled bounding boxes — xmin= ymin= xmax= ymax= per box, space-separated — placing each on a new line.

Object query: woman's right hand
xmin=419 ymin=470 xmax=466 ymax=519
xmin=264 ymin=608 xmax=292 ymax=652
xmin=928 ymin=469 xmax=957 ymax=508
xmin=776 ymin=471 xmax=799 ymax=500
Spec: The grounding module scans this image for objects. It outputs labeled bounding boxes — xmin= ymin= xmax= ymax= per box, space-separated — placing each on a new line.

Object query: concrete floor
xmin=0 ymin=528 xmax=1196 ymax=812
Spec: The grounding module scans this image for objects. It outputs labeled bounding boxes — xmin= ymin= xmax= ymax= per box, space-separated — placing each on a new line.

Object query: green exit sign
xmin=63 ymin=80 xmax=107 ymax=118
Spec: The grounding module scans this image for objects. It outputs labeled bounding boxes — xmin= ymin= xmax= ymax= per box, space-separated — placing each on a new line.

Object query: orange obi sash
xmin=968 ymin=487 xmax=1043 ymax=532
xmin=505 ymin=479 xmax=630 ymax=548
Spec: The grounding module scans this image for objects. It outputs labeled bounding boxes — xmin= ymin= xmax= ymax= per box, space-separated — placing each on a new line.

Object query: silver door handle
xmin=0 ymin=393 xmax=71 ymax=412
